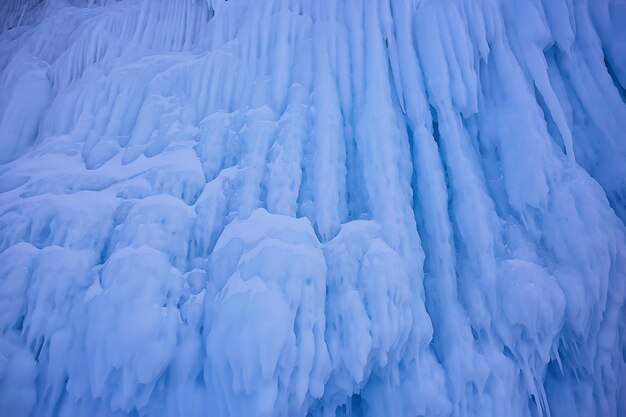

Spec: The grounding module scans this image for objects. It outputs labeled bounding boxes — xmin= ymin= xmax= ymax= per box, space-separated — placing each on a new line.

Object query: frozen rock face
xmin=0 ymin=0 xmax=625 ymax=416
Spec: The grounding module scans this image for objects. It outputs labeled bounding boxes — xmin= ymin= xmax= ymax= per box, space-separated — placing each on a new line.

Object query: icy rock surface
xmin=0 ymin=0 xmax=625 ymax=416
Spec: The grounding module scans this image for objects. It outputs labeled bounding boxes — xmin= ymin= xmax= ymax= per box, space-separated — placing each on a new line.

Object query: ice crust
xmin=0 ymin=0 xmax=625 ymax=416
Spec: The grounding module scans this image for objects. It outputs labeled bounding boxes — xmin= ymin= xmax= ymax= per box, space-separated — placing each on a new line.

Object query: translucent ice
xmin=0 ymin=0 xmax=624 ymax=416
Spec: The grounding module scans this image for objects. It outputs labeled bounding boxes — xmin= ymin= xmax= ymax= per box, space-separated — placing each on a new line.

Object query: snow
xmin=0 ymin=0 xmax=625 ymax=416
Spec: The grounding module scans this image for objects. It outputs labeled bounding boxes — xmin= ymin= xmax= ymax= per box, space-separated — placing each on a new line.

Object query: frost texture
xmin=0 ymin=0 xmax=625 ymax=416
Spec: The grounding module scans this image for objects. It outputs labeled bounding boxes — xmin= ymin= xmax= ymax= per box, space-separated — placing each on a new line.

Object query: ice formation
xmin=0 ymin=0 xmax=625 ymax=416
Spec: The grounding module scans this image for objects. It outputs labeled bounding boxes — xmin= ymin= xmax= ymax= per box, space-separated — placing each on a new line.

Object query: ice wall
xmin=0 ymin=0 xmax=625 ymax=416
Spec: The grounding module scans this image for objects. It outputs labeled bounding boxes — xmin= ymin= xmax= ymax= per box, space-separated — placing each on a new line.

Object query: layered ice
xmin=0 ymin=0 xmax=625 ymax=416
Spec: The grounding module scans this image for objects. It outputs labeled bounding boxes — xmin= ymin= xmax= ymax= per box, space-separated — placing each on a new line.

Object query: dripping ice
xmin=0 ymin=0 xmax=625 ymax=416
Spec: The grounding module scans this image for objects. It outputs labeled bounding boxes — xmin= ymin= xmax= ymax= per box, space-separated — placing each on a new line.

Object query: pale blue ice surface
xmin=0 ymin=1 xmax=625 ymax=416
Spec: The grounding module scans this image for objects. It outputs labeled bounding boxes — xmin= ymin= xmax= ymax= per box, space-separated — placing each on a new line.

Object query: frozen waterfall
xmin=0 ymin=0 xmax=625 ymax=416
